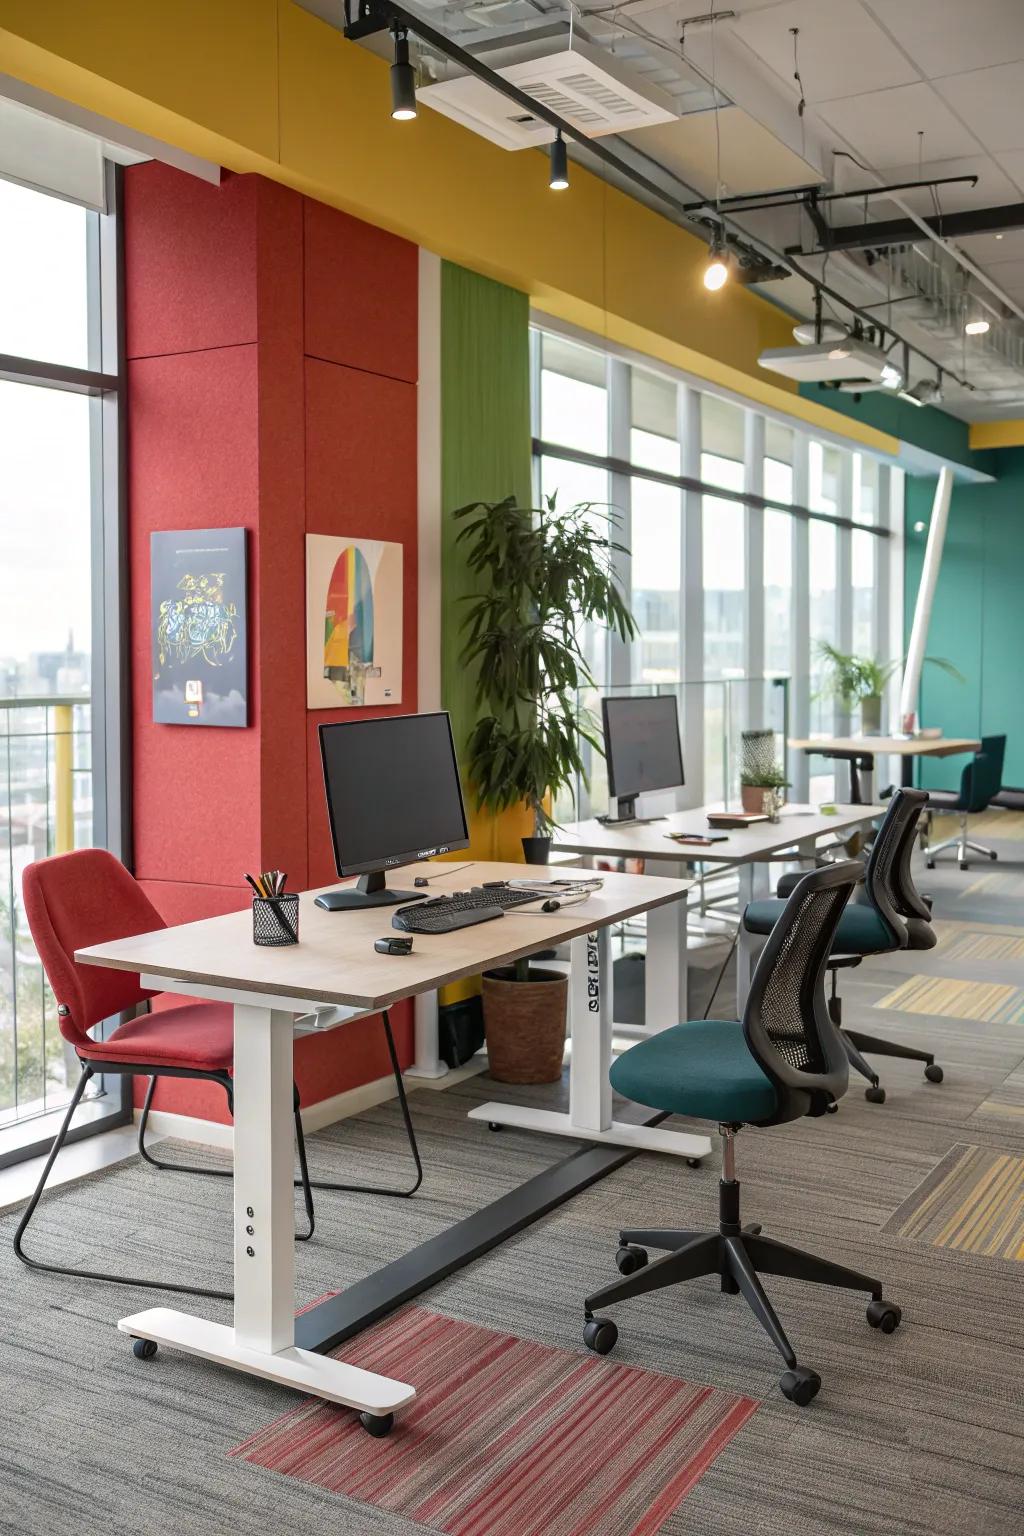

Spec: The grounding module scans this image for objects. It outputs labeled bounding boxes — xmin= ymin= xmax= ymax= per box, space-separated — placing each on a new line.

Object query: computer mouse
xmin=375 ymin=935 xmax=413 ymax=955
xmin=541 ymin=898 xmax=561 ymax=913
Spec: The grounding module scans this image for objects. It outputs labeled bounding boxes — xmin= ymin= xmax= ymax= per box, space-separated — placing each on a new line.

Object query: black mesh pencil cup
xmin=252 ymin=894 xmax=299 ymax=946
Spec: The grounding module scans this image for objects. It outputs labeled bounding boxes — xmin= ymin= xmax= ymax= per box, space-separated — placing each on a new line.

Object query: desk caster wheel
xmin=359 ymin=1411 xmax=394 ymax=1438
xmin=615 ymin=1245 xmax=648 ymax=1275
xmin=686 ymin=1157 xmax=702 ymax=1169
xmin=865 ymin=1085 xmax=886 ymax=1104
xmin=584 ymin=1316 xmax=618 ymax=1355
xmin=866 ymin=1299 xmax=901 ymax=1334
xmin=925 ymin=1063 xmax=943 ymax=1083
xmin=488 ymin=1122 xmax=503 ymax=1132
xmin=132 ymin=1338 xmax=158 ymax=1360
xmin=826 ymin=1102 xmax=839 ymax=1114
xmin=779 ymin=1366 xmax=820 ymax=1406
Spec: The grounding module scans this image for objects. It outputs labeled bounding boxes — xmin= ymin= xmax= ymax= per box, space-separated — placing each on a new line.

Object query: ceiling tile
xmin=815 ymin=81 xmax=983 ymax=168
xmin=958 ymin=229 xmax=1024 ymax=264
xmin=865 ymin=0 xmax=1024 ymax=79
xmin=730 ymin=0 xmax=919 ymax=102
xmin=934 ymin=63 xmax=1024 ymax=153
xmin=876 ymin=155 xmax=1020 ymax=214
xmin=995 ymin=148 xmax=1024 ymax=189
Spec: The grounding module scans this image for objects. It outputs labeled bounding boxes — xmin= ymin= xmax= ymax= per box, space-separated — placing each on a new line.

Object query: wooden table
xmin=552 ymin=803 xmax=881 ymax=1022
xmin=78 ymin=860 xmax=702 ymax=1425
xmin=788 ymin=735 xmax=979 ymax=803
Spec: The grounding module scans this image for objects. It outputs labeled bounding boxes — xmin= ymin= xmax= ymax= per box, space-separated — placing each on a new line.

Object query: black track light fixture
xmin=390 ymin=24 xmax=417 ymax=121
xmin=549 ymin=130 xmax=569 ymax=191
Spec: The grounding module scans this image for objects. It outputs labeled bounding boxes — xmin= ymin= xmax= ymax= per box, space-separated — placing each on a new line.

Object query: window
xmin=530 ymin=325 xmax=899 ymax=814
xmin=0 ymin=171 xmax=124 ymax=1163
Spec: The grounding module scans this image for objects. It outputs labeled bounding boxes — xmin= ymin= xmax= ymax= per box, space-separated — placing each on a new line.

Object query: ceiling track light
xmin=390 ymin=24 xmax=417 ymax=120
xmin=703 ymin=237 xmax=729 ymax=291
xmin=549 ymin=130 xmax=569 ymax=191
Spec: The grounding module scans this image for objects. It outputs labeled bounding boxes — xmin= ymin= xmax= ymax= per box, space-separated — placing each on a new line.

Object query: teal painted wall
xmin=904 ymin=446 xmax=1024 ymax=788
xmin=800 ymin=382 xmax=977 ymax=469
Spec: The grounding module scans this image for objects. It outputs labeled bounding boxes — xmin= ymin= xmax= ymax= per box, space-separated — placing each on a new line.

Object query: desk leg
xmin=407 ymin=991 xmax=449 ymax=1080
xmin=471 ymin=913 xmax=711 ymax=1161
xmin=645 ymin=895 xmax=688 ymax=1032
xmin=117 ymin=1003 xmax=416 ymax=1420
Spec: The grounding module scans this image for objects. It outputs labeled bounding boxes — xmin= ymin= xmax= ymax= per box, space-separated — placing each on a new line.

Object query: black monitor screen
xmin=319 ymin=712 xmax=470 ymax=876
xmin=602 ymin=695 xmax=684 ymax=800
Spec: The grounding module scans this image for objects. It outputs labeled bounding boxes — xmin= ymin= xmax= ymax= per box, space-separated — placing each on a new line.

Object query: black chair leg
xmin=620 ymin=1227 xmax=701 ymax=1251
xmin=586 ymin=1233 xmax=719 ymax=1312
xmin=744 ymin=1233 xmax=881 ymax=1299
xmin=724 ymin=1234 xmax=797 ymax=1370
xmin=304 ymin=1008 xmax=424 ymax=1200
xmin=293 ymin=1085 xmax=315 ymax=1243
xmin=844 ymin=1028 xmax=936 ymax=1068
xmin=14 ymin=1066 xmax=232 ymax=1302
xmin=137 ymin=1074 xmax=233 ymax=1177
xmin=840 ymin=1031 xmax=881 ymax=1087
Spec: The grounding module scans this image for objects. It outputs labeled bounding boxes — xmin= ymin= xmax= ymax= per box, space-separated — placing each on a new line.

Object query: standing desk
xmin=550 ymin=802 xmax=882 ymax=1026
xmin=77 ymin=860 xmax=699 ymax=1423
xmin=788 ymin=735 xmax=979 ymax=804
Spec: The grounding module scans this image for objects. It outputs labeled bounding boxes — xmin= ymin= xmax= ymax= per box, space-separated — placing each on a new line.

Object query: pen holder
xmin=252 ymin=894 xmax=299 ymax=947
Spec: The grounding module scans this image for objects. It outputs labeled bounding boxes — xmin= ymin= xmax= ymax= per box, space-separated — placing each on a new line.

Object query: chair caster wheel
xmin=488 ymin=1123 xmax=503 ymax=1132
xmin=743 ymin=1223 xmax=762 ymax=1235
xmin=583 ymin=1316 xmax=618 ymax=1355
xmin=779 ymin=1366 xmax=820 ymax=1406
xmin=866 ymin=1299 xmax=902 ymax=1334
xmin=826 ymin=1102 xmax=839 ymax=1114
xmin=359 ymin=1411 xmax=394 ymax=1437
xmin=926 ymin=859 xmax=935 ymax=870
xmin=132 ymin=1338 xmax=158 ymax=1360
xmin=925 ymin=1063 xmax=943 ymax=1084
xmin=865 ymin=1085 xmax=886 ymax=1104
xmin=615 ymin=1245 xmax=648 ymax=1275
xmin=686 ymin=1157 xmax=702 ymax=1169
xmin=990 ymin=851 xmax=998 ymax=860
xmin=959 ymin=861 xmax=969 ymax=872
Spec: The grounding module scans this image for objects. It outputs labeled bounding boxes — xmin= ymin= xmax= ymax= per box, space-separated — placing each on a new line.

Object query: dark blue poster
xmin=151 ymin=528 xmax=248 ymax=727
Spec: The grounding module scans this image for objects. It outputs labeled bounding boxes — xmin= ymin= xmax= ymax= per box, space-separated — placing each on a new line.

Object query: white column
xmin=790 ymin=433 xmax=811 ymax=802
xmin=232 ymin=1004 xmax=296 ymax=1355
xmin=745 ymin=412 xmax=765 ymax=683
xmin=900 ymin=466 xmax=953 ymax=725
xmin=568 ymin=927 xmax=612 ymax=1133
xmin=680 ymin=386 xmax=704 ymax=808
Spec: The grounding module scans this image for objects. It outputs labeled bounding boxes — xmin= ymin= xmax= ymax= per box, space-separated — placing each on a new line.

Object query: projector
xmin=758 ymin=337 xmax=902 ymax=388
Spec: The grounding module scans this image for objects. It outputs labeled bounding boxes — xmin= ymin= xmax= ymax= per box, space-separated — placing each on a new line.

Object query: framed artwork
xmin=306 ymin=534 xmax=403 ymax=708
xmin=151 ymin=528 xmax=248 ymax=727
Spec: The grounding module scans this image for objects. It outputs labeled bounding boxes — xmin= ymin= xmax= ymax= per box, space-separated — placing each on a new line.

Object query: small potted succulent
xmin=740 ymin=728 xmax=788 ymax=815
xmin=815 ymin=642 xmax=963 ymax=735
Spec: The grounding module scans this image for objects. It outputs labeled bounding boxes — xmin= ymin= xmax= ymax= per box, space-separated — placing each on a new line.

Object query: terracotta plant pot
xmin=482 ymin=966 xmax=568 ymax=1084
xmin=522 ymin=835 xmax=552 ymax=865
xmin=741 ymin=784 xmax=769 ymax=814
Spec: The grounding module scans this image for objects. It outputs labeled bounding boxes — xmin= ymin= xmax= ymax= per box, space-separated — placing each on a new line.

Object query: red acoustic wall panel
xmin=303 ymin=199 xmax=418 ymax=382
xmin=125 ymin=163 xmax=419 ymax=1127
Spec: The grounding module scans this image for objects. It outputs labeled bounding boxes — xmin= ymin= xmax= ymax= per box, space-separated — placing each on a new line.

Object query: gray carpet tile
xmin=2 ymin=837 xmax=1024 ymax=1535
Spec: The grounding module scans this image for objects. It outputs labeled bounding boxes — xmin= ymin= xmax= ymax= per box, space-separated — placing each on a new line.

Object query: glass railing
xmin=0 ymin=695 xmax=93 ymax=1131
xmin=558 ymin=676 xmax=791 ymax=823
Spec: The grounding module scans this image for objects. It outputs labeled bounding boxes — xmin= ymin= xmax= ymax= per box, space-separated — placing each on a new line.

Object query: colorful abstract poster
xmin=306 ymin=535 xmax=403 ymax=708
xmin=151 ymin=528 xmax=248 ymax=727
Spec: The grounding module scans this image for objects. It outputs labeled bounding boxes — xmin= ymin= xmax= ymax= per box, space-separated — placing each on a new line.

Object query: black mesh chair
xmin=583 ymin=862 xmax=901 ymax=1407
xmin=743 ymin=789 xmax=942 ymax=1103
xmin=924 ymin=734 xmax=1006 ymax=870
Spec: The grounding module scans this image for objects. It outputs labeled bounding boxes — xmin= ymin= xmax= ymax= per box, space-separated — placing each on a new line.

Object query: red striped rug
xmin=230 ymin=1305 xmax=757 ymax=1536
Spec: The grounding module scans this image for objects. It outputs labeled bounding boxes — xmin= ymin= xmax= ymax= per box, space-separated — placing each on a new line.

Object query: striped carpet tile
xmin=939 ymin=930 xmax=1024 ymax=963
xmin=931 ymin=810 xmax=1024 ymax=842
xmin=883 ymin=1142 xmax=1024 ymax=1260
xmin=230 ymin=1306 xmax=757 ymax=1536
xmin=968 ymin=1065 xmax=1024 ymax=1130
xmin=875 ymin=973 xmax=1024 ymax=1024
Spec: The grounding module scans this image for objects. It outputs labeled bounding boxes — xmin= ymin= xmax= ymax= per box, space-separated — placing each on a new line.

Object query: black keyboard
xmin=392 ymin=885 xmax=544 ymax=934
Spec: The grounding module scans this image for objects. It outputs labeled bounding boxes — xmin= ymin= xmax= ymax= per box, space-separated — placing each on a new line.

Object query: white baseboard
xmin=135 ymin=1067 xmax=418 ymax=1151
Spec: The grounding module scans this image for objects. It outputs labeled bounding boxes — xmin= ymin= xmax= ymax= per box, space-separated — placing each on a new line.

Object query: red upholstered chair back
xmin=22 ymin=849 xmax=165 ymax=1051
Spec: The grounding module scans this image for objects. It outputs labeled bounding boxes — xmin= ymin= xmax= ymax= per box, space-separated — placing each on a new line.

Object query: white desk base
xmin=117 ymin=1308 xmax=416 ymax=1415
xmin=467 ymin=1104 xmax=709 ymax=1159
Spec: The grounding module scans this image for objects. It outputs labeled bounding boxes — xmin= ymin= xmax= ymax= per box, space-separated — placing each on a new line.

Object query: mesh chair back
xmin=743 ymin=861 xmax=861 ymax=1120
xmin=862 ymin=787 xmax=928 ymax=946
xmin=960 ymin=734 xmax=1006 ymax=813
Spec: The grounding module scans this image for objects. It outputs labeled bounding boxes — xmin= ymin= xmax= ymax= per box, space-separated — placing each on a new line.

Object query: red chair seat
xmin=80 ymin=1002 xmax=234 ymax=1072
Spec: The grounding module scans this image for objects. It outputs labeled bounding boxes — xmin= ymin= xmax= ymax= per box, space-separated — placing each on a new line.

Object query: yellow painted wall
xmin=0 ymin=0 xmax=898 ymax=453
xmin=969 ymin=419 xmax=1024 ymax=451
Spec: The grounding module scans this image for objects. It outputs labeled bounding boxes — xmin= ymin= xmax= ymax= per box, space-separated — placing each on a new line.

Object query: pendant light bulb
xmin=550 ymin=131 xmax=569 ymax=191
xmin=390 ymin=27 xmax=417 ymax=121
xmin=703 ymin=239 xmax=729 ymax=291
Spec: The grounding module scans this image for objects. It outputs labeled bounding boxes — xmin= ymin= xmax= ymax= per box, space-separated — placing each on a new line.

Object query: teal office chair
xmin=924 ymin=733 xmax=1006 ymax=870
xmin=741 ymin=788 xmax=942 ymax=1103
xmin=582 ymin=862 xmax=902 ymax=1407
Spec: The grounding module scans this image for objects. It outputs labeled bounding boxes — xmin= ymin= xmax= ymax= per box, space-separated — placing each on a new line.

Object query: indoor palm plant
xmin=454 ymin=491 xmax=636 ymax=1083
xmin=815 ymin=642 xmax=962 ymax=734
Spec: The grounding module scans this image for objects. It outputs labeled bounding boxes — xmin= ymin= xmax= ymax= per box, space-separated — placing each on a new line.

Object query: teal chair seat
xmin=610 ymin=1019 xmax=778 ymax=1124
xmin=744 ymin=898 xmax=893 ymax=953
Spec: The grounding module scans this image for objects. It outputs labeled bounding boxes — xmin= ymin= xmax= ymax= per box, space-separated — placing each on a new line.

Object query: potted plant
xmin=739 ymin=728 xmax=789 ymax=814
xmin=454 ymin=491 xmax=636 ymax=1084
xmin=816 ymin=643 xmax=962 ymax=735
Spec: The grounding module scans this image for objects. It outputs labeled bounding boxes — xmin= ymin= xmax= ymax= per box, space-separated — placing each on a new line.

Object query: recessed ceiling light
xmin=965 ymin=318 xmax=990 ymax=336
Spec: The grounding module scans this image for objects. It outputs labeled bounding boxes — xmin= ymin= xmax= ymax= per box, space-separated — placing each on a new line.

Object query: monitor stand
xmin=314 ymin=870 xmax=427 ymax=912
xmin=597 ymin=795 xmax=666 ymax=828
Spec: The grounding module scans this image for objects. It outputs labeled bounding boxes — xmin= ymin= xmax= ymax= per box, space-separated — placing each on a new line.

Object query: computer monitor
xmin=318 ymin=711 xmax=470 ymax=910
xmin=601 ymin=694 xmax=684 ymax=823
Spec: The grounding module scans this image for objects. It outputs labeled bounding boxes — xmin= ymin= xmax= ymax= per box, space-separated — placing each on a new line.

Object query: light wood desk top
xmin=789 ymin=735 xmax=979 ymax=758
xmin=76 ymin=861 xmax=692 ymax=1012
xmin=551 ymin=802 xmax=880 ymax=865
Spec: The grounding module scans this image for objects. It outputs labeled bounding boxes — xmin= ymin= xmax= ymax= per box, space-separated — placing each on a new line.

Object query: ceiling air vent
xmin=418 ymin=42 xmax=678 ymax=151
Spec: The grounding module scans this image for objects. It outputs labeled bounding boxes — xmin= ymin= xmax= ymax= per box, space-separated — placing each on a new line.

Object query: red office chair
xmin=16 ymin=849 xmax=422 ymax=1300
